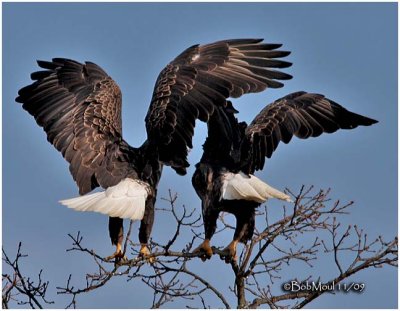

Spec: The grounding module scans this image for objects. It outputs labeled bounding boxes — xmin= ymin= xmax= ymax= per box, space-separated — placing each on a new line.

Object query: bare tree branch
xmin=3 ymin=187 xmax=397 ymax=308
xmin=2 ymin=243 xmax=54 ymax=309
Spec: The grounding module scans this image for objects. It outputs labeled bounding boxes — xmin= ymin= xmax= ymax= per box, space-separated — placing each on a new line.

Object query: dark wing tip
xmin=16 ymin=84 xmax=34 ymax=103
xmin=224 ymin=38 xmax=264 ymax=45
xmin=30 ymin=70 xmax=51 ymax=80
xmin=278 ymin=72 xmax=293 ymax=80
xmin=52 ymin=57 xmax=78 ymax=64
xmin=36 ymin=60 xmax=57 ymax=70
xmin=358 ymin=115 xmax=378 ymax=126
xmin=327 ymin=98 xmax=379 ymax=128
xmin=267 ymin=80 xmax=284 ymax=89
xmin=263 ymin=43 xmax=283 ymax=50
xmin=344 ymin=111 xmax=378 ymax=128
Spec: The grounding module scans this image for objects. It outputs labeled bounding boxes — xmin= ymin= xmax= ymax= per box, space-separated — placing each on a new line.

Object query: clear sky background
xmin=3 ymin=2 xmax=397 ymax=309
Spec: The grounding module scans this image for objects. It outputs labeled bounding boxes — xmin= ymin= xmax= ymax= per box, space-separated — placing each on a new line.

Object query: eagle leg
xmin=106 ymin=217 xmax=127 ymax=262
xmin=218 ymin=207 xmax=256 ymax=263
xmin=219 ymin=239 xmax=238 ymax=263
xmin=138 ymin=198 xmax=155 ymax=263
xmin=193 ymin=239 xmax=214 ymax=261
xmin=193 ymin=206 xmax=218 ymax=261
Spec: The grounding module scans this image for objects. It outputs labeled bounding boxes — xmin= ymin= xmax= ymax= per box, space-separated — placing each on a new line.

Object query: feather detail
xmin=59 ymin=178 xmax=150 ymax=220
xmin=220 ymin=172 xmax=292 ymax=203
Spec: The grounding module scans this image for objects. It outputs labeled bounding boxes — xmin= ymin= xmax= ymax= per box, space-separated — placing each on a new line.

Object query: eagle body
xmin=15 ymin=58 xmax=164 ymax=258
xmin=192 ymin=92 xmax=377 ymax=262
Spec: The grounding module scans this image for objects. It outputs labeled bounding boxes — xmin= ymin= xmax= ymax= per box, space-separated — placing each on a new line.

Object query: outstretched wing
xmin=241 ymin=91 xmax=378 ymax=173
xmin=145 ymin=38 xmax=292 ymax=174
xmin=16 ymin=59 xmax=139 ymax=195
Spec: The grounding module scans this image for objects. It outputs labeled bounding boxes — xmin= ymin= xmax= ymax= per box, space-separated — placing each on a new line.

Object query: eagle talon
xmin=219 ymin=240 xmax=238 ymax=263
xmin=106 ymin=242 xmax=128 ymax=261
xmin=193 ymin=239 xmax=213 ymax=260
xmin=105 ymin=249 xmax=127 ymax=262
xmin=139 ymin=244 xmax=155 ymax=263
xmin=200 ymin=254 xmax=208 ymax=262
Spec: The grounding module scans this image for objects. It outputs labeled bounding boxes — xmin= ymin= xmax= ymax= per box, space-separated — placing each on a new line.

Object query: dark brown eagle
xmin=16 ymin=39 xmax=293 ymax=260
xmin=191 ymin=92 xmax=377 ymax=263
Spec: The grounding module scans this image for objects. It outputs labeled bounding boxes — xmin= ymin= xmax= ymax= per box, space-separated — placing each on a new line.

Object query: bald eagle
xmin=191 ymin=92 xmax=377 ymax=262
xmin=16 ymin=39 xmax=293 ymax=260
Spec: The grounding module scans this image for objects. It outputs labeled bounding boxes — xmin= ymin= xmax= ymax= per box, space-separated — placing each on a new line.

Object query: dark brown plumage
xmin=17 ymin=59 xmax=139 ymax=194
xmin=192 ymin=92 xmax=377 ymax=262
xmin=146 ymin=39 xmax=292 ymax=175
xmin=16 ymin=58 xmax=162 ymax=259
xmin=241 ymin=91 xmax=378 ymax=173
xmin=16 ymin=39 xmax=293 ymax=260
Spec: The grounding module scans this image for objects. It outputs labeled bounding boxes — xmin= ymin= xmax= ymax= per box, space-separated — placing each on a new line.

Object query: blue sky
xmin=3 ymin=2 xmax=397 ymax=308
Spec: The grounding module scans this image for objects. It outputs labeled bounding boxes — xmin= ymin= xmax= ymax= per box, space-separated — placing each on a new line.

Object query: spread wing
xmin=241 ymin=91 xmax=378 ymax=173
xmin=16 ymin=59 xmax=139 ymax=195
xmin=145 ymin=38 xmax=292 ymax=174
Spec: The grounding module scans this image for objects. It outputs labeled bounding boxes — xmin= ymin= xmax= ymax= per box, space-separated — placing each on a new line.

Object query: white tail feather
xmin=59 ymin=178 xmax=150 ymax=220
xmin=221 ymin=172 xmax=292 ymax=203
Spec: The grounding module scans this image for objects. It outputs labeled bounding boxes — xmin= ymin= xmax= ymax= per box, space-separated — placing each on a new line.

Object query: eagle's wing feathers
xmin=145 ymin=39 xmax=292 ymax=174
xmin=16 ymin=59 xmax=138 ymax=194
xmin=242 ymin=92 xmax=378 ymax=173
